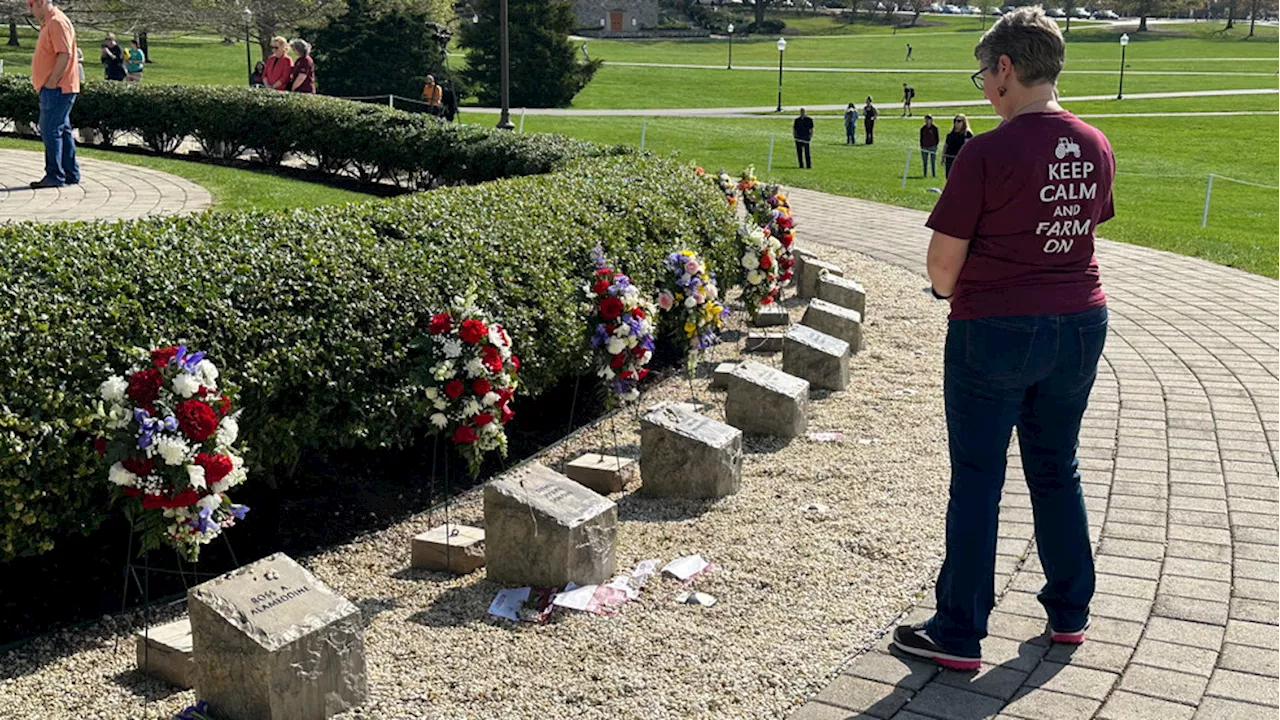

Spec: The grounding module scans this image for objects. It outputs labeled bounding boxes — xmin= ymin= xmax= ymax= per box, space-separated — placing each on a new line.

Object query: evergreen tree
xmin=308 ymin=0 xmax=451 ymax=100
xmin=459 ymin=0 xmax=600 ymax=108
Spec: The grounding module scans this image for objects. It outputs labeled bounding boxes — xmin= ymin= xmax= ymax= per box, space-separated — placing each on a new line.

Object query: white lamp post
xmin=1117 ymin=33 xmax=1129 ymax=99
xmin=244 ymin=7 xmax=253 ymax=86
xmin=727 ymin=23 xmax=734 ymax=70
xmin=775 ymin=37 xmax=787 ymax=112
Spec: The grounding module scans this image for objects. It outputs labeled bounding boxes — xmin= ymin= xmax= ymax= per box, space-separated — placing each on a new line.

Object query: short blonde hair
xmin=271 ymin=36 xmax=288 ymax=49
xmin=974 ymin=6 xmax=1065 ymax=86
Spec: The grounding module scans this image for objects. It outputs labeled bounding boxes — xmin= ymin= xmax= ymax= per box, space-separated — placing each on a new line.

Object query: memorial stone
xmin=798 ymin=258 xmax=844 ymax=300
xmin=484 ymin=462 xmax=617 ymax=587
xmin=783 ymin=325 xmax=851 ymax=391
xmin=801 ymin=298 xmax=863 ymax=353
xmin=640 ymin=403 xmax=743 ymax=499
xmin=566 ymin=452 xmax=638 ymax=494
xmin=188 ymin=553 xmax=366 ymax=720
xmin=711 ymin=362 xmax=739 ymax=390
xmin=136 ymin=617 xmax=194 ymax=689
xmin=411 ymin=524 xmax=486 ymax=574
xmin=752 ymin=306 xmax=790 ymax=327
xmin=745 ymin=331 xmax=785 ymax=353
xmin=816 ymin=274 xmax=867 ymax=319
xmin=724 ymin=360 xmax=810 ymax=437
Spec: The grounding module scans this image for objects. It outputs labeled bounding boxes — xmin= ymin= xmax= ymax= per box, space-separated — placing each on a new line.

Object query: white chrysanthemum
xmin=625 ymin=335 xmax=638 ymax=349
xmin=187 ymin=464 xmax=207 ymax=490
xmin=172 ymin=373 xmax=201 ymax=399
xmin=99 ymin=376 xmax=128 ymax=404
xmin=433 ymin=398 xmax=448 ymax=411
xmin=465 ymin=357 xmax=485 ymax=378
xmin=462 ymin=398 xmax=482 ymax=417
xmin=488 ymin=326 xmax=505 ymax=347
xmin=108 ymin=462 xmax=138 ymax=487
xmin=106 ymin=404 xmax=132 ymax=430
xmin=747 ymin=270 xmax=763 ymax=285
xmin=196 ymin=359 xmax=219 ymax=387
xmin=684 ymin=296 xmax=697 ymax=308
xmin=430 ymin=413 xmax=448 ymax=429
xmin=216 ymin=417 xmax=239 ymax=449
xmin=597 ymin=366 xmax=615 ymax=380
xmin=606 ymin=337 xmax=626 ymax=355
xmin=197 ymin=494 xmax=222 ymax=513
xmin=425 ymin=387 xmax=439 ymax=401
xmin=482 ymin=421 xmax=501 ymax=435
xmin=443 ymin=339 xmax=463 ymax=359
xmin=483 ymin=392 xmax=500 ymax=407
xmin=741 ymin=252 xmax=758 ymax=270
xmin=155 ymin=435 xmax=191 ymax=466
xmin=431 ymin=361 xmax=455 ymax=381
xmin=499 ymin=343 xmax=512 ymax=360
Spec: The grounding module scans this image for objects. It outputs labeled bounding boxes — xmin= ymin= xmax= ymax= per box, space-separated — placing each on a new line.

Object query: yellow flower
xmin=684 ymin=321 xmax=696 ymax=335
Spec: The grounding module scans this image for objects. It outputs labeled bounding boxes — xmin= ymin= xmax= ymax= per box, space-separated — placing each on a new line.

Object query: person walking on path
xmin=423 ymin=74 xmax=443 ymax=116
xmin=793 ymin=107 xmax=814 ymax=168
xmin=906 ymin=43 xmax=914 ymax=60
xmin=943 ymin=114 xmax=974 ymax=178
xmin=287 ymin=39 xmax=316 ymax=93
xmin=893 ymin=6 xmax=1115 ymax=671
xmin=124 ymin=38 xmax=144 ymax=82
xmin=263 ymin=36 xmax=293 ymax=91
xmin=902 ymin=82 xmax=916 ymax=116
xmin=843 ymin=102 xmax=859 ymax=145
xmin=919 ymin=114 xmax=939 ymax=177
xmin=863 ymin=96 xmax=878 ymax=145
xmin=27 ymin=0 xmax=80 ymax=189
xmin=100 ymin=32 xmax=125 ymax=81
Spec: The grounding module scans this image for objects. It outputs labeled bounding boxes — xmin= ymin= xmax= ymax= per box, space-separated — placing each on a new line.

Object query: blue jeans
xmin=926 ymin=306 xmax=1108 ymax=657
xmin=38 ymin=87 xmax=79 ymax=185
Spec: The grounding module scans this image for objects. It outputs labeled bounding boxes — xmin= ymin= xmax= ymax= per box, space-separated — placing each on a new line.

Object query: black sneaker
xmin=29 ymin=178 xmax=63 ymax=189
xmin=892 ymin=622 xmax=981 ymax=671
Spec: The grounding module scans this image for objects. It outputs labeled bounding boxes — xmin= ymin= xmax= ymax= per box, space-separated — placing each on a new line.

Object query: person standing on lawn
xmin=919 ymin=115 xmax=939 ymax=177
xmin=943 ymin=114 xmax=974 ymax=178
xmin=287 ymin=39 xmax=316 ymax=94
xmin=863 ymin=96 xmax=878 ymax=145
xmin=902 ymin=82 xmax=915 ymax=117
xmin=100 ymin=32 xmax=125 ymax=81
xmin=793 ymin=107 xmax=814 ymax=169
xmin=124 ymin=38 xmax=145 ymax=82
xmin=263 ymin=36 xmax=293 ymax=91
xmin=27 ymin=0 xmax=80 ymax=189
xmin=843 ymin=102 xmax=859 ymax=145
xmin=893 ymin=6 xmax=1115 ymax=671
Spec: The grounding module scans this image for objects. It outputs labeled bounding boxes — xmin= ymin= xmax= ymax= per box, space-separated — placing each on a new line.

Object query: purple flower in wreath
xmin=230 ymin=504 xmax=250 ymax=521
xmin=591 ymin=324 xmax=610 ymax=348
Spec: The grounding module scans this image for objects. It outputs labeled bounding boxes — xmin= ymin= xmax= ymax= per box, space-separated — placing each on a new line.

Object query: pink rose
xmin=657 ymin=292 xmax=674 ymax=311
xmin=684 ymin=260 xmax=700 ymax=275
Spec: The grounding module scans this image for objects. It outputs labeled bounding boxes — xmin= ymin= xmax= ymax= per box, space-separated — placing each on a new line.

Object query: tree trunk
xmin=755 ymin=0 xmax=766 ymax=26
xmin=1138 ymin=14 xmax=1148 ymax=30
xmin=1248 ymin=0 xmax=1258 ymax=35
xmin=7 ymin=16 xmax=17 ymax=47
xmin=1225 ymin=0 xmax=1234 ymax=28
xmin=1065 ymin=15 xmax=1071 ymax=32
xmin=139 ymin=31 xmax=150 ymax=62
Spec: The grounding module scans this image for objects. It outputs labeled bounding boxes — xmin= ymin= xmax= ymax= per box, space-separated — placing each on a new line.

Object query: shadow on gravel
xmin=108 ymin=669 xmax=184 ymax=703
xmin=406 ymin=582 xmax=504 ymax=629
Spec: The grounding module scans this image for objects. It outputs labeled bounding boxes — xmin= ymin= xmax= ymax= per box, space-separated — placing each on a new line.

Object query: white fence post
xmin=901 ymin=148 xmax=914 ymax=188
xmin=1201 ymin=174 xmax=1214 ymax=228
xmin=767 ymin=133 xmax=775 ymax=173
xmin=518 ymin=108 xmax=526 ymax=133
xmin=388 ymin=95 xmax=395 ymax=109
xmin=640 ymin=120 xmax=647 ymax=150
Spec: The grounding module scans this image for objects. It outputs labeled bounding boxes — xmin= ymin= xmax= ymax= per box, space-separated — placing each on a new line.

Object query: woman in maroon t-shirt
xmin=288 ymin=39 xmax=316 ymax=94
xmin=892 ymin=7 xmax=1114 ymax=672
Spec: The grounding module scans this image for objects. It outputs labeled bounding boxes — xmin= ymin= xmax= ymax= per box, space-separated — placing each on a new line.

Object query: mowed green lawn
xmin=1 ymin=31 xmax=253 ymax=87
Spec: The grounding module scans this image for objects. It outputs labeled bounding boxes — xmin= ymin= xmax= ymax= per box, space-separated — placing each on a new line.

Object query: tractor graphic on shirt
xmin=1054 ymin=137 xmax=1081 ymax=160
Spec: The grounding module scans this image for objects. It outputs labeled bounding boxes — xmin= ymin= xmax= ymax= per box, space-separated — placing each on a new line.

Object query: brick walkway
xmin=787 ymin=188 xmax=1279 ymax=720
xmin=0 ymin=149 xmax=211 ymax=223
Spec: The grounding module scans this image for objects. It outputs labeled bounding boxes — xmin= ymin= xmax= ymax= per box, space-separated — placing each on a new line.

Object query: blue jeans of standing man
xmin=38 ymin=87 xmax=79 ymax=185
xmin=921 ymin=145 xmax=937 ymax=177
xmin=925 ymin=306 xmax=1108 ymax=658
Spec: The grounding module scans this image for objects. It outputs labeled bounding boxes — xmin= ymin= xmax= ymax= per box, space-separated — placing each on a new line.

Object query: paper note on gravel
xmin=489 ymin=587 xmax=532 ymax=621
xmin=552 ymin=585 xmax=598 ymax=612
xmin=553 ymin=584 xmax=630 ymax=615
xmin=675 ymin=591 xmax=717 ymax=607
xmin=631 ymin=559 xmax=660 ymax=587
xmin=663 ymin=555 xmax=710 ymax=582
xmin=808 ymin=431 xmax=845 ymax=443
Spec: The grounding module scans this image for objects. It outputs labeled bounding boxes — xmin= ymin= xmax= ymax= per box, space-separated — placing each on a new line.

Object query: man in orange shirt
xmin=27 ymin=0 xmax=80 ymax=188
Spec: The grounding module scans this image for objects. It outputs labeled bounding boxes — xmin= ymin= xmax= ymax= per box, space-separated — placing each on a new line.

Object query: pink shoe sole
xmin=935 ymin=656 xmax=983 ymax=671
xmin=1050 ymin=629 xmax=1087 ymax=644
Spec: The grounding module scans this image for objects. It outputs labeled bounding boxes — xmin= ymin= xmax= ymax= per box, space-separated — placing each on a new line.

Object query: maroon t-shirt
xmin=926 ymin=111 xmax=1113 ymax=321
xmin=290 ymin=56 xmax=316 ymax=94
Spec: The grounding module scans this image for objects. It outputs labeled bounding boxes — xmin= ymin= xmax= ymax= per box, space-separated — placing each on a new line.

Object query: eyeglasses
xmin=971 ymin=68 xmax=988 ymax=90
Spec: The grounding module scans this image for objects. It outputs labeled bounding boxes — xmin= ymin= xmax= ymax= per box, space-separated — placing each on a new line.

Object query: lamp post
xmin=775 ymin=37 xmax=787 ymax=112
xmin=496 ymin=0 xmax=515 ymax=129
xmin=1116 ymin=33 xmax=1129 ymax=100
xmin=244 ymin=7 xmax=253 ymax=86
xmin=726 ymin=23 xmax=734 ymax=70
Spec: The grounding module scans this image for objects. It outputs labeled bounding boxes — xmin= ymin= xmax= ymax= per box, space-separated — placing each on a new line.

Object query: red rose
xmin=480 ymin=346 xmax=504 ymax=374
xmin=175 ymin=400 xmax=219 ymax=442
xmin=637 ymin=368 xmax=649 ymax=381
xmin=599 ymin=297 xmax=624 ymax=320
xmin=631 ymin=306 xmax=646 ymax=320
xmin=500 ymin=404 xmax=515 ymax=424
xmin=780 ymin=271 xmax=794 ymax=282
xmin=474 ymin=412 xmax=494 ymax=427
xmin=592 ymin=279 xmax=611 ymax=296
xmin=459 ymin=318 xmax=488 ymax=344
xmin=761 ymin=295 xmax=774 ymax=305
xmin=496 ymin=386 xmax=514 ymax=404
xmin=195 ymin=453 xmax=234 ymax=486
xmin=610 ymin=353 xmax=627 ymax=370
xmin=760 ymin=255 xmax=773 ymax=270
xmin=595 ymin=268 xmax=613 ymax=276
xmin=126 ymin=369 xmax=165 ymax=406
xmin=631 ymin=345 xmax=647 ymax=358
xmin=619 ymin=371 xmax=633 ymax=380
xmin=510 ymin=356 xmax=520 ymax=373
xmin=93 ymin=437 xmax=107 ymax=456
xmin=151 ymin=346 xmax=180 ymax=369
xmin=428 ymin=313 xmax=452 ymax=335
xmin=141 ymin=489 xmax=200 ymax=510
xmin=444 ymin=379 xmax=464 ymax=399
xmin=215 ymin=395 xmax=232 ymax=418
xmin=473 ymin=378 xmax=491 ymax=396
xmin=122 ymin=456 xmax=154 ymax=477
xmin=452 ymin=425 xmax=478 ymax=444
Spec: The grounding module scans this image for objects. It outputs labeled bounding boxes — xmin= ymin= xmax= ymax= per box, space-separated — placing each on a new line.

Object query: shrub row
xmin=0 ymin=77 xmax=622 ymax=186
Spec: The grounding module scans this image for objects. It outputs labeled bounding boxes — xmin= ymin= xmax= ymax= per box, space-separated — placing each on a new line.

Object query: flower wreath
xmin=421 ymin=297 xmax=520 ymax=476
xmin=738 ymin=167 xmax=764 ymax=218
xmin=94 ymin=346 xmax=248 ymax=561
xmin=656 ymin=250 xmax=729 ymax=366
xmin=765 ymin=189 xmax=797 ymax=284
xmin=738 ymin=225 xmax=784 ymax=317
xmin=585 ymin=248 xmax=657 ymax=406
xmin=713 ymin=168 xmax=738 ymax=207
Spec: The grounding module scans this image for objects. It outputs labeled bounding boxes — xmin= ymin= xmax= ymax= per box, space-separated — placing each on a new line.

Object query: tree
xmin=308 ymin=0 xmax=450 ymax=99
xmin=3 ymin=0 xmax=26 ymax=46
xmin=459 ymin=0 xmax=600 ymax=108
xmin=1117 ymin=0 xmax=1171 ymax=30
xmin=1063 ymin=0 xmax=1075 ymax=32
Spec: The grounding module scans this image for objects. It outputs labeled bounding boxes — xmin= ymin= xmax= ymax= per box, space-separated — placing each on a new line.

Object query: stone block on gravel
xmin=710 ymin=362 xmax=738 ymax=390
xmin=801 ymin=298 xmax=863 ymax=352
xmin=410 ymin=524 xmax=486 ymax=574
xmin=816 ymin=274 xmax=867 ymax=318
xmin=136 ymin=617 xmax=194 ymax=689
xmin=783 ymin=325 xmax=851 ymax=391
xmin=484 ymin=462 xmax=617 ymax=587
xmin=565 ymin=453 xmax=637 ymax=495
xmin=745 ymin=331 xmax=784 ymax=353
xmin=751 ymin=306 xmax=790 ymax=327
xmin=798 ymin=256 xmax=844 ymax=300
xmin=724 ymin=360 xmax=810 ymax=438
xmin=188 ymin=553 xmax=367 ymax=720
xmin=639 ymin=403 xmax=742 ymax=499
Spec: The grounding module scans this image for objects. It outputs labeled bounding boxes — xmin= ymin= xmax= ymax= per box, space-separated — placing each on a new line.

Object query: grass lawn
xmin=1 ymin=31 xmax=252 ymax=87
xmin=0 ymin=137 xmax=376 ymax=212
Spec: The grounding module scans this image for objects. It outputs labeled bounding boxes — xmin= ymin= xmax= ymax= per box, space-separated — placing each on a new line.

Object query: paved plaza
xmin=0 ymin=149 xmax=211 ymax=223
xmin=788 ymin=187 xmax=1279 ymax=720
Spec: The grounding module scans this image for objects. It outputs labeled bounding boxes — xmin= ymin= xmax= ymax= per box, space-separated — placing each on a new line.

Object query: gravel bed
xmin=0 ymin=240 xmax=952 ymax=720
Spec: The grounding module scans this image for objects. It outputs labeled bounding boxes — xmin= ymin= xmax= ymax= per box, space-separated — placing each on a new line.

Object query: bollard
xmin=389 ymin=95 xmax=395 ymax=109
xmin=519 ymin=108 xmax=526 ymax=133
xmin=1201 ymin=174 xmax=1214 ymax=228
xmin=901 ymin=148 xmax=914 ymax=189
xmin=767 ymin=133 xmax=775 ymax=173
xmin=640 ymin=120 xmax=647 ymax=150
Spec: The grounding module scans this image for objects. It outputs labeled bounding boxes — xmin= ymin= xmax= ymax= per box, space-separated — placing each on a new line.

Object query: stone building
xmin=572 ymin=0 xmax=660 ymax=34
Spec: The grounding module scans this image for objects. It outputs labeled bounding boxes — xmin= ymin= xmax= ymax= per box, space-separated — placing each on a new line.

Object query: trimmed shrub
xmin=0 ymin=154 xmax=740 ymax=561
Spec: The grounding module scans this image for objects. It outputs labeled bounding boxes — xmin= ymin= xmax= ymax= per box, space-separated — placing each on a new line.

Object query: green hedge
xmin=0 ymin=80 xmax=743 ymax=560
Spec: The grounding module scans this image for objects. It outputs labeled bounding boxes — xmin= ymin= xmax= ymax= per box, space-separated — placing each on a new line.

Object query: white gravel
xmin=0 ymin=241 xmax=953 ymax=720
